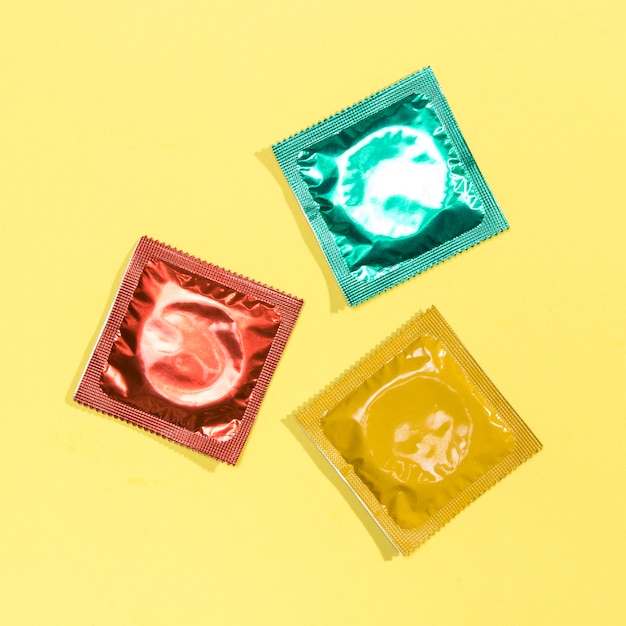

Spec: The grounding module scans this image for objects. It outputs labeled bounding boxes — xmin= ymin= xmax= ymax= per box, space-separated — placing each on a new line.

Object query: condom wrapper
xmin=75 ymin=237 xmax=303 ymax=465
xmin=273 ymin=67 xmax=507 ymax=306
xmin=296 ymin=307 xmax=541 ymax=554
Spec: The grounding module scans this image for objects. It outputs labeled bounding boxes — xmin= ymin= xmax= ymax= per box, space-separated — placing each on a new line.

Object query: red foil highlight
xmin=74 ymin=237 xmax=303 ymax=464
xmin=101 ymin=258 xmax=282 ymax=440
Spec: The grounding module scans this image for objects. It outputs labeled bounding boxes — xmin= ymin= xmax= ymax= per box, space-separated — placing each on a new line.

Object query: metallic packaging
xmin=75 ymin=237 xmax=303 ymax=464
xmin=296 ymin=307 xmax=541 ymax=554
xmin=273 ymin=67 xmax=508 ymax=305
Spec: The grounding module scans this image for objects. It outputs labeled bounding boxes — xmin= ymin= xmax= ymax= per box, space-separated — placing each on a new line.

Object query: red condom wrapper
xmin=74 ymin=237 xmax=303 ymax=464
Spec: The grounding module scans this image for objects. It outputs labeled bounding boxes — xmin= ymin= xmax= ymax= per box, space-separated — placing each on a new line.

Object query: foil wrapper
xmin=295 ymin=307 xmax=541 ymax=554
xmin=273 ymin=67 xmax=508 ymax=305
xmin=75 ymin=237 xmax=303 ymax=464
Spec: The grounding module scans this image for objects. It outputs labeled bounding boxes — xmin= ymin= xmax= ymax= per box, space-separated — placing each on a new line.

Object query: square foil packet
xmin=273 ymin=67 xmax=507 ymax=305
xmin=75 ymin=236 xmax=303 ymax=465
xmin=296 ymin=307 xmax=541 ymax=554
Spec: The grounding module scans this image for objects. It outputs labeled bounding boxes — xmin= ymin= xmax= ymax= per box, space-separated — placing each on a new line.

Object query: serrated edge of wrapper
xmin=272 ymin=67 xmax=508 ymax=306
xmin=74 ymin=235 xmax=303 ymax=465
xmin=295 ymin=306 xmax=542 ymax=555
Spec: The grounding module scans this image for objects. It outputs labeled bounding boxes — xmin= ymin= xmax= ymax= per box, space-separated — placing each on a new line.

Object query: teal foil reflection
xmin=296 ymin=94 xmax=484 ymax=282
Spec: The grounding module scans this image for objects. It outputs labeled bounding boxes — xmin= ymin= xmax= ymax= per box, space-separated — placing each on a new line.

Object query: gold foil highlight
xmin=296 ymin=307 xmax=541 ymax=555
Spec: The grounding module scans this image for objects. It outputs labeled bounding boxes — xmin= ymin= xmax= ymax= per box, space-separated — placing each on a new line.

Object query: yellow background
xmin=1 ymin=1 xmax=624 ymax=624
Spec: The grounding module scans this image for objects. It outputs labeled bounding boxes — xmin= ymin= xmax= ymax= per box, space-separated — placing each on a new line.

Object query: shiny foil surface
xmin=295 ymin=307 xmax=541 ymax=553
xmin=321 ymin=334 xmax=514 ymax=529
xmin=101 ymin=258 xmax=282 ymax=441
xmin=273 ymin=67 xmax=509 ymax=305
xmin=297 ymin=94 xmax=485 ymax=282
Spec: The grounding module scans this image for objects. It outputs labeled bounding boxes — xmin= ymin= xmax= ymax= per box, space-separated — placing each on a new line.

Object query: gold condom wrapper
xmin=296 ymin=307 xmax=541 ymax=555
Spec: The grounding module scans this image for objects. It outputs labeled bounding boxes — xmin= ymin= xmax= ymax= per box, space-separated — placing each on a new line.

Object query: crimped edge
xmin=295 ymin=306 xmax=542 ymax=554
xmin=272 ymin=67 xmax=508 ymax=306
xmin=74 ymin=236 xmax=303 ymax=465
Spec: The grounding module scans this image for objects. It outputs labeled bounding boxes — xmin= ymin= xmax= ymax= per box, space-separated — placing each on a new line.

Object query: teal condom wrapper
xmin=272 ymin=67 xmax=508 ymax=306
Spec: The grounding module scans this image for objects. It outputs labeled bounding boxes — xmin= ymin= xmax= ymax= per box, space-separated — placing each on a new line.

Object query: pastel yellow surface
xmin=1 ymin=2 xmax=624 ymax=625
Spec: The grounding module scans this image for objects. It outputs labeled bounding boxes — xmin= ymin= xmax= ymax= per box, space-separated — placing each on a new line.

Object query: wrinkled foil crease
xmin=321 ymin=335 xmax=514 ymax=529
xmin=297 ymin=94 xmax=485 ymax=281
xmin=101 ymin=259 xmax=282 ymax=441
